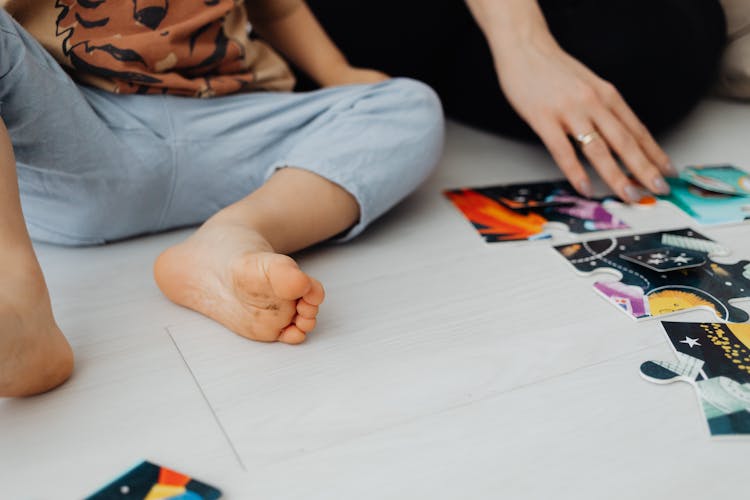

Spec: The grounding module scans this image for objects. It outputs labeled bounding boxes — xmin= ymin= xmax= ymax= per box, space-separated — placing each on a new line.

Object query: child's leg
xmin=0 ymin=11 xmax=88 ymax=396
xmin=0 ymin=118 xmax=73 ymax=397
xmin=153 ymin=79 xmax=444 ymax=344
xmin=0 ymin=9 xmax=168 ymax=395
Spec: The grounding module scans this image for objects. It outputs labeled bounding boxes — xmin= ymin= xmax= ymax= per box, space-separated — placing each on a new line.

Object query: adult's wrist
xmin=467 ymin=0 xmax=558 ymax=65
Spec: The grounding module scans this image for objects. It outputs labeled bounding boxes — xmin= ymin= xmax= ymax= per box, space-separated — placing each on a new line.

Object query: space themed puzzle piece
xmin=658 ymin=164 xmax=750 ymax=225
xmin=444 ymin=179 xmax=629 ymax=243
xmin=85 ymin=460 xmax=221 ymax=500
xmin=555 ymin=228 xmax=750 ymax=321
xmin=640 ymin=321 xmax=750 ymax=436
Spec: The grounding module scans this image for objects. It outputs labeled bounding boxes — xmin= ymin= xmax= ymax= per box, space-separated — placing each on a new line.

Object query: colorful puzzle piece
xmin=555 ymin=228 xmax=750 ymax=321
xmin=85 ymin=461 xmax=221 ymax=499
xmin=658 ymin=164 xmax=750 ymax=225
xmin=660 ymin=178 xmax=750 ymax=225
xmin=444 ymin=180 xmax=628 ymax=242
xmin=680 ymin=164 xmax=750 ymax=196
xmin=640 ymin=321 xmax=750 ymax=436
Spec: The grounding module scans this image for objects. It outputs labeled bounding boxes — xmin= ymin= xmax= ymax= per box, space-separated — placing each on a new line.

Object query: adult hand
xmin=467 ymin=0 xmax=676 ymax=202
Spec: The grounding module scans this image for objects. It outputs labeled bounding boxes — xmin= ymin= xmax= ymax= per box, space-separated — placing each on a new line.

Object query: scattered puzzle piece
xmin=640 ymin=321 xmax=750 ymax=436
xmin=661 ymin=178 xmax=750 ymax=225
xmin=659 ymin=164 xmax=750 ymax=225
xmin=85 ymin=461 xmax=221 ymax=499
xmin=681 ymin=164 xmax=750 ymax=196
xmin=555 ymin=228 xmax=750 ymax=321
xmin=444 ymin=180 xmax=628 ymax=242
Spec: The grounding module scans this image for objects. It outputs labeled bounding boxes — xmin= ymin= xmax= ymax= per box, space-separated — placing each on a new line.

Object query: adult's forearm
xmin=464 ymin=0 xmax=558 ymax=63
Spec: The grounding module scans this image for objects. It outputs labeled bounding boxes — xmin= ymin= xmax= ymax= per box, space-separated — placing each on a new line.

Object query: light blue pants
xmin=0 ymin=10 xmax=444 ymax=245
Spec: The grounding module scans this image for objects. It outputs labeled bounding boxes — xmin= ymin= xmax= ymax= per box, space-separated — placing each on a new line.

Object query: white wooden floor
xmin=2 ymin=99 xmax=749 ymax=499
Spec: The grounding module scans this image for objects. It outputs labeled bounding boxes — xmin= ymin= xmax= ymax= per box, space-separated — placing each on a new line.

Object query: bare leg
xmin=0 ymin=120 xmax=74 ymax=397
xmin=154 ymin=167 xmax=359 ymax=344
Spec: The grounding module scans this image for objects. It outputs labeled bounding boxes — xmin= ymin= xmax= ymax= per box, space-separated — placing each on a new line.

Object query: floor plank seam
xmin=165 ymin=326 xmax=247 ymax=472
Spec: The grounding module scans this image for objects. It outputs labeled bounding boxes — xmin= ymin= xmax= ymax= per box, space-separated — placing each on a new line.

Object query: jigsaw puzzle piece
xmin=661 ymin=178 xmax=750 ymax=225
xmin=444 ymin=180 xmax=628 ymax=243
xmin=555 ymin=228 xmax=750 ymax=321
xmin=680 ymin=164 xmax=750 ymax=196
xmin=444 ymin=188 xmax=551 ymax=242
xmin=640 ymin=322 xmax=750 ymax=436
xmin=640 ymin=352 xmax=704 ymax=383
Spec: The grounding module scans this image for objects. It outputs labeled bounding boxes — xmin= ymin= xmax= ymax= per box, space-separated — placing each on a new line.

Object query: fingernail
xmin=652 ymin=177 xmax=670 ymax=195
xmin=624 ymin=185 xmax=642 ymax=203
xmin=578 ymin=179 xmax=593 ymax=198
xmin=663 ymin=162 xmax=678 ymax=177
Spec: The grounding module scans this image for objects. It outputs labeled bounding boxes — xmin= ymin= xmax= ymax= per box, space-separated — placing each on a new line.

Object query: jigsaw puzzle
xmin=555 ymin=228 xmax=750 ymax=321
xmin=444 ymin=179 xmax=628 ymax=242
xmin=659 ymin=164 xmax=750 ymax=225
xmin=640 ymin=321 xmax=750 ymax=436
xmin=85 ymin=460 xmax=221 ymax=499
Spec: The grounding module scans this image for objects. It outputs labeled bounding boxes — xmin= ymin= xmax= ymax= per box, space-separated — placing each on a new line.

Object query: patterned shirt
xmin=6 ymin=0 xmax=299 ymax=97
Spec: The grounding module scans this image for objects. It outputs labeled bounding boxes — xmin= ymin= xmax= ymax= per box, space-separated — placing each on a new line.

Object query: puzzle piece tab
xmin=640 ymin=321 xmax=750 ymax=436
xmin=555 ymin=228 xmax=750 ymax=321
xmin=444 ymin=180 xmax=628 ymax=243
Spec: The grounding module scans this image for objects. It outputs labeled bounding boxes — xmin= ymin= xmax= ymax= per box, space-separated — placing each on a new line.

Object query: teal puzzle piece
xmin=658 ymin=164 xmax=750 ymax=225
xmin=660 ymin=178 xmax=750 ymax=225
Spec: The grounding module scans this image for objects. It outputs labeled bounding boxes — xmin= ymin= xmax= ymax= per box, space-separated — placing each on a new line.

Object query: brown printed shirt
xmin=5 ymin=0 xmax=298 ymax=97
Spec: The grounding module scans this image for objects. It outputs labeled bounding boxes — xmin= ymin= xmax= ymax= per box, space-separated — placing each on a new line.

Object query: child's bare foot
xmin=0 ymin=260 xmax=74 ymax=397
xmin=154 ymin=220 xmax=325 ymax=344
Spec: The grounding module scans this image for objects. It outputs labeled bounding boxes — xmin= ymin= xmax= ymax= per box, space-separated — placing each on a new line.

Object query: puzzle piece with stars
xmin=640 ymin=321 xmax=750 ymax=436
xmin=555 ymin=228 xmax=750 ymax=321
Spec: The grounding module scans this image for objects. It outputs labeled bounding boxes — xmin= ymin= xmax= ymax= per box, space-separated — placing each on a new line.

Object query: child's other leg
xmin=0 ymin=10 xmax=85 ymax=396
xmin=154 ymin=79 xmax=444 ymax=344
xmin=0 ymin=8 xmax=169 ymax=395
xmin=0 ymin=119 xmax=73 ymax=397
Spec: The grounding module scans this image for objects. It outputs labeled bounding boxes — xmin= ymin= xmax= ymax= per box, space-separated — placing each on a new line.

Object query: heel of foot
xmin=0 ymin=327 xmax=74 ymax=397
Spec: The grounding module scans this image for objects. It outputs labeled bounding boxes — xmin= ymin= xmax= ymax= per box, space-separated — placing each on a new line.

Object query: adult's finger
xmin=599 ymin=82 xmax=675 ymax=176
xmin=564 ymin=114 xmax=641 ymax=203
xmin=533 ymin=119 xmax=593 ymax=198
xmin=590 ymin=105 xmax=670 ymax=195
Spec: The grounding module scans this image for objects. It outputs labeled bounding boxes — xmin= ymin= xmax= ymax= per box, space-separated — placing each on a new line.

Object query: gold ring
xmin=575 ymin=131 xmax=600 ymax=146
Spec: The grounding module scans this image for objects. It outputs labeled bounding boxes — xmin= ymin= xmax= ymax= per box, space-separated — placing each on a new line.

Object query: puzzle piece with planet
xmin=640 ymin=321 xmax=750 ymax=436
xmin=555 ymin=228 xmax=750 ymax=321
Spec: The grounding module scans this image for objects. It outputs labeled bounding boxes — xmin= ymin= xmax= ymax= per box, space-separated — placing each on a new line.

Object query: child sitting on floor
xmin=0 ymin=0 xmax=443 ymax=396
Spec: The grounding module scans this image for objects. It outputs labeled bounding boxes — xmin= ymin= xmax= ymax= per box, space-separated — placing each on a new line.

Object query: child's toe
xmin=278 ymin=324 xmax=306 ymax=344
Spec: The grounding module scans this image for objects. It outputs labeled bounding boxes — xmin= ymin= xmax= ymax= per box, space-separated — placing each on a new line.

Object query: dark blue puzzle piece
xmin=641 ymin=321 xmax=750 ymax=436
xmin=555 ymin=228 xmax=750 ymax=321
